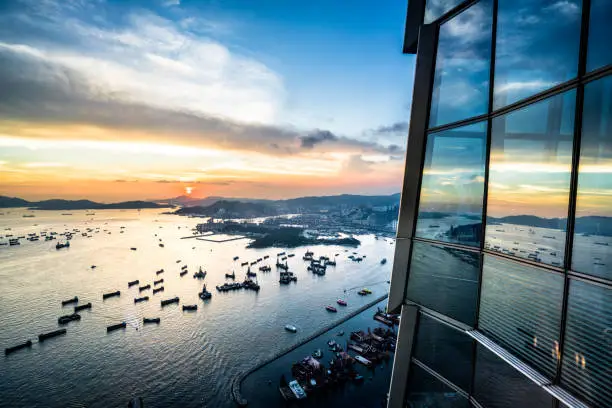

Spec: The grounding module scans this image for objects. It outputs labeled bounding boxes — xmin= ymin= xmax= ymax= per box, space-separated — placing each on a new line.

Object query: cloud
xmin=372 ymin=122 xmax=408 ymax=135
xmin=300 ymin=130 xmax=337 ymax=149
xmin=163 ymin=0 xmax=181 ymax=6
xmin=545 ymin=1 xmax=580 ymax=17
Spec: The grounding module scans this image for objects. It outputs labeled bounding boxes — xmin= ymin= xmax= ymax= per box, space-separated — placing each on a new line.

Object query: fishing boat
xmin=130 ymin=247 xmax=137 ymax=251
xmin=156 ymin=269 xmax=164 ymax=275
xmin=233 ymin=256 xmax=239 ymax=261
xmin=180 ymin=270 xmax=188 ymax=277
xmin=199 ymin=284 xmax=212 ymax=300
xmin=337 ymin=299 xmax=347 ymax=306
xmin=246 ymin=267 xmax=257 ymax=278
xmin=154 ymin=278 xmax=164 ymax=285
xmin=354 ymin=355 xmax=372 ymax=366
xmin=284 ymin=325 xmax=297 ymax=333
xmin=182 ymin=304 xmax=197 ymax=311
xmin=325 ymin=306 xmax=338 ymax=313
xmin=288 ymin=380 xmax=306 ymax=400
xmin=159 ymin=243 xmax=164 ymax=248
xmin=143 ymin=318 xmax=160 ymax=324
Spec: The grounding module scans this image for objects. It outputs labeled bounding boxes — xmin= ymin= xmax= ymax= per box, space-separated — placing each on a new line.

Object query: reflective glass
xmin=424 ymin=0 xmax=465 ymax=23
xmin=485 ymin=91 xmax=575 ymax=266
xmin=429 ymin=0 xmax=492 ymax=127
xmin=474 ymin=344 xmax=555 ymax=408
xmin=406 ymin=363 xmax=470 ymax=408
xmin=417 ymin=122 xmax=486 ymax=247
xmin=493 ymin=0 xmax=582 ymax=109
xmin=406 ymin=241 xmax=480 ymax=326
xmin=587 ymin=0 xmax=612 ymax=72
xmin=573 ymin=76 xmax=612 ymax=280
xmin=561 ymin=279 xmax=612 ymax=408
xmin=479 ymin=255 xmax=564 ymax=378
xmin=414 ymin=314 xmax=473 ymax=391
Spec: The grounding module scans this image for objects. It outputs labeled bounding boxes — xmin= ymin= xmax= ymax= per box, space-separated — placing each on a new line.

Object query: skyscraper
xmin=388 ymin=1 xmax=611 ymax=407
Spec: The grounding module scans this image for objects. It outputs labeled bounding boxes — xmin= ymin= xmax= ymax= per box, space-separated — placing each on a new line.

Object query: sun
xmin=185 ymin=186 xmax=193 ymax=195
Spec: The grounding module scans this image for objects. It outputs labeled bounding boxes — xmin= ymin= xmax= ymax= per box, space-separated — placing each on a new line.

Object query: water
xmin=0 ymin=209 xmax=394 ymax=408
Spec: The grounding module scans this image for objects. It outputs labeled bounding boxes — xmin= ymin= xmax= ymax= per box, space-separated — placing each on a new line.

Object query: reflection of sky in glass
xmin=429 ymin=0 xmax=492 ymax=127
xmin=424 ymin=0 xmax=466 ymax=23
xmin=416 ymin=122 xmax=486 ymax=246
xmin=494 ymin=0 xmax=581 ymax=109
xmin=561 ymin=279 xmax=612 ymax=408
xmin=573 ymin=76 xmax=612 ymax=279
xmin=587 ymin=0 xmax=612 ymax=72
xmin=486 ymin=91 xmax=574 ymax=266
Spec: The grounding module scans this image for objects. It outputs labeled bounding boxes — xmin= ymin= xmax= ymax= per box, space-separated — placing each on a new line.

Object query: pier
xmin=230 ymin=293 xmax=389 ymax=406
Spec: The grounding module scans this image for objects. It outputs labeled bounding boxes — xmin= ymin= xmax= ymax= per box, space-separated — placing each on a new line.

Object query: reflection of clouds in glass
xmin=429 ymin=0 xmax=492 ymax=127
xmin=587 ymin=0 xmax=612 ymax=71
xmin=424 ymin=0 xmax=464 ymax=23
xmin=494 ymin=0 xmax=582 ymax=108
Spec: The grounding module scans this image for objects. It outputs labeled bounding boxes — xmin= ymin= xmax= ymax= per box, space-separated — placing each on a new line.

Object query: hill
xmin=0 ymin=196 xmax=169 ymax=210
xmin=174 ymin=200 xmax=277 ymax=218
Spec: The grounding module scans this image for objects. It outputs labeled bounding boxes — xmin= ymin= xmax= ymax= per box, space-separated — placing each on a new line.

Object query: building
xmin=387 ymin=1 xmax=611 ymax=408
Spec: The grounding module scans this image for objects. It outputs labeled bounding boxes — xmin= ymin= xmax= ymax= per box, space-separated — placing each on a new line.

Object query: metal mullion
xmin=435 ymin=0 xmax=480 ymax=26
xmin=412 ymin=236 xmax=480 ymax=253
xmin=427 ymin=113 xmax=488 ymax=134
xmin=567 ymin=270 xmax=612 ymax=290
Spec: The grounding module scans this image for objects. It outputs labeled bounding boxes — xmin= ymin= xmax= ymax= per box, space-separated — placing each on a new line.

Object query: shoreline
xmin=230 ymin=293 xmax=389 ymax=406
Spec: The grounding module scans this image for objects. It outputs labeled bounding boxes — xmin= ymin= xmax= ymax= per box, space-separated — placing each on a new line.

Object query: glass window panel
xmin=561 ymin=279 xmax=612 ymax=408
xmin=493 ymin=0 xmax=582 ymax=109
xmin=417 ymin=122 xmax=486 ymax=247
xmin=406 ymin=241 xmax=480 ymax=326
xmin=479 ymin=255 xmax=564 ymax=378
xmin=424 ymin=0 xmax=465 ymax=23
xmin=573 ymin=76 xmax=612 ymax=280
xmin=414 ymin=314 xmax=474 ymax=391
xmin=587 ymin=0 xmax=612 ymax=72
xmin=473 ymin=344 xmax=555 ymax=408
xmin=429 ymin=0 xmax=492 ymax=127
xmin=406 ymin=363 xmax=470 ymax=408
xmin=485 ymin=90 xmax=575 ymax=266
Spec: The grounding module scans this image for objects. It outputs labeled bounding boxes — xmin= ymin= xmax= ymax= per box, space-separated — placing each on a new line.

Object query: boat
xmin=5 ymin=340 xmax=32 ymax=355
xmin=380 ymin=258 xmax=387 ymax=265
xmin=138 ymin=284 xmax=151 ymax=292
xmin=152 ymin=287 xmax=164 ymax=294
xmin=143 ymin=318 xmax=160 ymax=324
xmin=288 ymin=254 xmax=295 ymax=258
xmin=58 ymin=313 xmax=81 ymax=325
xmin=128 ymin=280 xmax=139 ymax=287
xmin=154 ymin=278 xmax=164 ymax=285
xmin=325 ymin=306 xmax=337 ymax=313
xmin=193 ymin=267 xmax=206 ymax=279
xmin=246 ymin=267 xmax=257 ymax=278
xmin=161 ymin=297 xmax=179 ymax=306
xmin=225 ymin=271 xmax=236 ymax=279
xmin=176 ymin=260 xmax=181 ymax=263
xmin=182 ymin=304 xmax=198 ymax=311
xmin=107 ymin=322 xmax=127 ymax=332
xmin=56 ymin=241 xmax=70 ymax=250
xmin=288 ymin=380 xmax=307 ymax=400
xmin=312 ymin=349 xmax=323 ymax=359
xmin=74 ymin=303 xmax=92 ymax=312
xmin=134 ymin=296 xmax=149 ymax=303
xmin=22 ymin=214 xmax=35 ymax=218
xmin=90 ymin=265 xmax=97 ymax=269
xmin=156 ymin=269 xmax=164 ymax=275
xmin=233 ymin=256 xmax=239 ymax=261
xmin=336 ymin=330 xmax=345 ymax=336
xmin=241 ymin=261 xmax=249 ymax=267
xmin=159 ymin=243 xmax=164 ymax=248
xmin=9 ymin=238 xmax=20 ymax=246
xmin=130 ymin=247 xmax=137 ymax=251
xmin=285 ymin=325 xmax=297 ymax=333
xmin=61 ymin=296 xmax=79 ymax=306
xmin=337 ymin=299 xmax=347 ymax=306
xmin=39 ymin=329 xmax=67 ymax=342
xmin=354 ymin=355 xmax=372 ymax=366
xmin=103 ymin=291 xmax=121 ymax=299
xmin=199 ymin=284 xmax=212 ymax=300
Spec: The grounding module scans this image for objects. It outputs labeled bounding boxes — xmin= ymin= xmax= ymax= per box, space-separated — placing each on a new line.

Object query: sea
xmin=0 ymin=209 xmax=395 ymax=408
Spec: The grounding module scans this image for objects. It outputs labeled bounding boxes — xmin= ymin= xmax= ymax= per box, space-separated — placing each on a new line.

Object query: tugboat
xmin=193 ymin=267 xmax=206 ymax=279
xmin=198 ymin=284 xmax=212 ymax=300
xmin=325 ymin=305 xmax=338 ymax=313
xmin=337 ymin=299 xmax=347 ymax=306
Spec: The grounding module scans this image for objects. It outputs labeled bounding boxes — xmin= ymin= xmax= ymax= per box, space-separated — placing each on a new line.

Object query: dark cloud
xmin=299 ymin=130 xmax=338 ymax=149
xmin=372 ymin=122 xmax=409 ymax=135
xmin=0 ymin=48 xmax=403 ymax=157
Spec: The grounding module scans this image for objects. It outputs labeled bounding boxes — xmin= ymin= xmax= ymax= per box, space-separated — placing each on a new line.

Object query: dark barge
xmin=61 ymin=296 xmax=78 ymax=306
xmin=128 ymin=280 xmax=139 ymax=287
xmin=182 ymin=305 xmax=197 ymax=311
xmin=161 ymin=297 xmax=179 ymax=307
xmin=154 ymin=279 xmax=163 ymax=285
xmin=74 ymin=302 xmax=92 ymax=312
xmin=103 ymin=291 xmax=120 ymax=299
xmin=153 ymin=287 xmax=164 ymax=294
xmin=107 ymin=322 xmax=126 ymax=332
xmin=134 ymin=296 xmax=149 ymax=303
xmin=39 ymin=329 xmax=67 ymax=342
xmin=58 ymin=313 xmax=81 ymax=325
xmin=138 ymin=284 xmax=151 ymax=292
xmin=143 ymin=318 xmax=160 ymax=324
xmin=5 ymin=340 xmax=32 ymax=355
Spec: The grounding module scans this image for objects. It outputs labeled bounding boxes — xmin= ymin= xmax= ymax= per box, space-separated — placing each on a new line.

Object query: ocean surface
xmin=0 ymin=209 xmax=394 ymax=408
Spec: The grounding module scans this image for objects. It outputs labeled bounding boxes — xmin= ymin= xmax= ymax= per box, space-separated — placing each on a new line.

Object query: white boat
xmin=288 ymin=380 xmax=306 ymax=400
xmin=284 ymin=324 xmax=297 ymax=333
xmin=354 ymin=355 xmax=372 ymax=366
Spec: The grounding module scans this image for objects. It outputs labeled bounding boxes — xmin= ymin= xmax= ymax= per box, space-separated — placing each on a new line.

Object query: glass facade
xmin=394 ymin=0 xmax=612 ymax=407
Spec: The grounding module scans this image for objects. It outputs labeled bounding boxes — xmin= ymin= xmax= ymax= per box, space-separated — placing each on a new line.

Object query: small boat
xmin=156 ymin=269 xmax=164 ymax=275
xmin=161 ymin=297 xmax=179 ymax=306
xmin=233 ymin=256 xmax=239 ymax=261
xmin=56 ymin=241 xmax=70 ymax=250
xmin=5 ymin=340 xmax=32 ymax=355
xmin=128 ymin=280 xmax=139 ymax=287
xmin=74 ymin=303 xmax=92 ymax=312
xmin=325 ymin=306 xmax=338 ymax=313
xmin=159 ymin=243 xmax=164 ymax=248
xmin=182 ymin=304 xmax=197 ymax=311
xmin=138 ymin=284 xmax=151 ymax=292
xmin=103 ymin=291 xmax=120 ymax=300
xmin=58 ymin=313 xmax=81 ymax=325
xmin=181 ymin=265 xmax=188 ymax=270
xmin=354 ymin=355 xmax=372 ymax=366
xmin=380 ymin=258 xmax=387 ymax=265
xmin=107 ymin=322 xmax=127 ymax=332
xmin=90 ymin=265 xmax=97 ymax=269
xmin=153 ymin=278 xmax=163 ymax=285
xmin=130 ymin=247 xmax=137 ymax=251
xmin=61 ymin=296 xmax=78 ymax=306
xmin=152 ymin=287 xmax=164 ymax=294
xmin=176 ymin=260 xmax=181 ymax=263
xmin=284 ymin=325 xmax=297 ymax=333
xmin=199 ymin=284 xmax=212 ymax=300
xmin=312 ymin=349 xmax=323 ymax=359
xmin=180 ymin=271 xmax=188 ymax=277
xmin=337 ymin=299 xmax=347 ymax=306
xmin=143 ymin=318 xmax=160 ymax=324
xmin=288 ymin=380 xmax=306 ymax=400
xmin=134 ymin=296 xmax=149 ymax=303
xmin=193 ymin=267 xmax=206 ymax=279
xmin=39 ymin=329 xmax=67 ymax=342
xmin=225 ymin=271 xmax=236 ymax=279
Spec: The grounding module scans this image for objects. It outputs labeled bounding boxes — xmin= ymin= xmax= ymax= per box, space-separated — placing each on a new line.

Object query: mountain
xmin=156 ymin=195 xmax=269 ymax=207
xmin=0 ymin=196 xmax=169 ymax=210
xmin=277 ymin=193 xmax=401 ymax=211
xmin=174 ymin=200 xmax=277 ymax=218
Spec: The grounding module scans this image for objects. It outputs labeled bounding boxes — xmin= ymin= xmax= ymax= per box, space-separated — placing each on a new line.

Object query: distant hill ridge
xmin=0 ymin=196 xmax=168 ymax=210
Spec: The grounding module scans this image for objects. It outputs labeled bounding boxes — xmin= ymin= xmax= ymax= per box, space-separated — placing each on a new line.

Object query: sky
xmin=0 ymin=0 xmax=414 ymax=202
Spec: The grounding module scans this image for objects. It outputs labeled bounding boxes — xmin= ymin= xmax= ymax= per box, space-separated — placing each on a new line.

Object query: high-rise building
xmin=388 ymin=1 xmax=611 ymax=407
